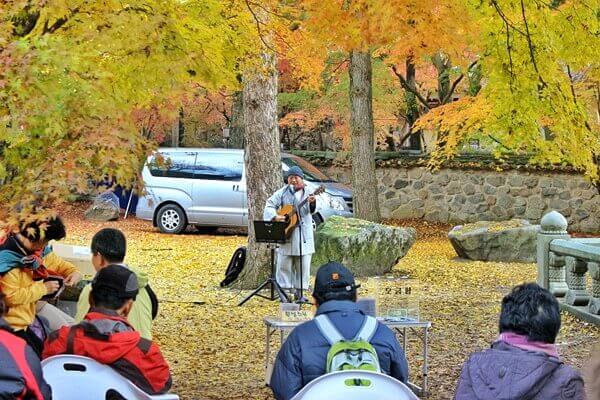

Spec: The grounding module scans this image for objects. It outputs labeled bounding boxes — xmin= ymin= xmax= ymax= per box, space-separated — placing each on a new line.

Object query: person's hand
xmin=44 ymin=281 xmax=60 ymax=294
xmin=273 ymin=215 xmax=286 ymax=222
xmin=307 ymin=195 xmax=316 ymax=204
xmin=64 ymin=271 xmax=83 ymax=287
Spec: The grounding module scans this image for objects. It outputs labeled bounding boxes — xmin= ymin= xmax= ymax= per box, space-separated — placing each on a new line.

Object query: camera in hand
xmin=41 ymin=276 xmax=65 ymax=301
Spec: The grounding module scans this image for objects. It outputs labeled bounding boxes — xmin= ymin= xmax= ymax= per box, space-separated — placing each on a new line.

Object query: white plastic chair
xmin=291 ymin=370 xmax=419 ymax=400
xmin=42 ymin=355 xmax=179 ymax=400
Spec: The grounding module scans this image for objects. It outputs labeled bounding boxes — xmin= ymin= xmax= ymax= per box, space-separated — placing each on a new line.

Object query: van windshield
xmin=282 ymin=156 xmax=333 ymax=182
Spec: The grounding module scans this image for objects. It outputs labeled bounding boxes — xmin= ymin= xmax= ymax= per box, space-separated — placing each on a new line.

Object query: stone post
xmin=564 ymin=256 xmax=590 ymax=306
xmin=548 ymin=252 xmax=568 ymax=297
xmin=587 ymin=262 xmax=600 ymax=315
xmin=537 ymin=211 xmax=569 ymax=293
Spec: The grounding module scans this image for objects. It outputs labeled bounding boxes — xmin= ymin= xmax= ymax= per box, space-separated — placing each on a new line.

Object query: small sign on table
xmin=279 ymin=303 xmax=312 ymax=322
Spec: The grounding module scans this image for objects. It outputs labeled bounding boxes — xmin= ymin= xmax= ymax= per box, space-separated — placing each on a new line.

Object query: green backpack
xmin=314 ymin=314 xmax=381 ymax=376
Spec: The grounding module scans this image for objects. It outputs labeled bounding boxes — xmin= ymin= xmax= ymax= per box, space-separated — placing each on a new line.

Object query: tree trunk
xmin=403 ymin=57 xmax=423 ymax=150
xmin=229 ymin=91 xmax=245 ymax=149
xmin=432 ymin=52 xmax=451 ymax=104
xmin=178 ymin=107 xmax=185 ymax=145
xmin=349 ymin=50 xmax=380 ymax=222
xmin=467 ymin=63 xmax=483 ymax=96
xmin=170 ymin=119 xmax=179 ymax=147
xmin=236 ymin=52 xmax=282 ymax=288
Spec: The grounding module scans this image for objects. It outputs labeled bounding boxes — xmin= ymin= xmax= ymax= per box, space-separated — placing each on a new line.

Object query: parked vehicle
xmin=136 ymin=148 xmax=353 ymax=234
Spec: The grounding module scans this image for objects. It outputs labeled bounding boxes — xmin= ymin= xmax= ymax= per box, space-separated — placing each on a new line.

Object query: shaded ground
xmin=60 ymin=204 xmax=599 ymax=400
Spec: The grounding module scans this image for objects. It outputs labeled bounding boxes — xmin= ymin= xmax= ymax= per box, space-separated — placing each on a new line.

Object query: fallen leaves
xmin=60 ymin=204 xmax=599 ymax=399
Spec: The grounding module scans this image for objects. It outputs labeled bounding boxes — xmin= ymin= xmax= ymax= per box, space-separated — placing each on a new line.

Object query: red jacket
xmin=0 ymin=319 xmax=51 ymax=400
xmin=42 ymin=309 xmax=171 ymax=395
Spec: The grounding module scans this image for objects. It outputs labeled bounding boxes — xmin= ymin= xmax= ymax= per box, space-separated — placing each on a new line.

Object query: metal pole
xmin=423 ymin=326 xmax=429 ymax=397
xmin=124 ymin=185 xmax=135 ymax=219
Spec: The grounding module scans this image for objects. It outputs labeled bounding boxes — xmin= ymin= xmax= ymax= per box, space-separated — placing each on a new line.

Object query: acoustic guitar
xmin=277 ymin=185 xmax=325 ymax=238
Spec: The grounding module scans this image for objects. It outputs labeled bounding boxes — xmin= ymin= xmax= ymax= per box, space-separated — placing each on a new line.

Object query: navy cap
xmin=92 ymin=264 xmax=139 ymax=300
xmin=285 ymin=166 xmax=305 ymax=179
xmin=313 ymin=262 xmax=359 ymax=298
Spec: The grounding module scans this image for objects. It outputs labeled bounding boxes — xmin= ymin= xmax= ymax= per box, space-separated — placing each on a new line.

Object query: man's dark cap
xmin=313 ymin=262 xmax=359 ymax=297
xmin=92 ymin=264 xmax=139 ymax=300
xmin=285 ymin=166 xmax=305 ymax=179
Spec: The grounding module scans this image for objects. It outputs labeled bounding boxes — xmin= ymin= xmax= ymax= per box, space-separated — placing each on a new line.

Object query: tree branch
xmin=323 ymin=58 xmax=349 ymax=89
xmin=504 ymin=19 xmax=515 ymax=86
xmin=520 ymin=0 xmax=547 ymax=89
xmin=487 ymin=134 xmax=511 ymax=150
xmin=441 ymin=60 xmax=479 ymax=104
xmin=390 ymin=65 xmax=430 ymax=111
xmin=246 ymin=1 xmax=294 ymax=21
xmin=244 ymin=0 xmax=278 ymax=54
xmin=42 ymin=6 xmax=81 ymax=34
xmin=566 ymin=64 xmax=578 ymax=105
xmin=491 ymin=1 xmax=527 ymax=36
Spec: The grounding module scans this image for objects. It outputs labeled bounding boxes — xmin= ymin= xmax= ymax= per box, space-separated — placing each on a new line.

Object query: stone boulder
xmin=311 ymin=216 xmax=417 ymax=276
xmin=84 ymin=192 xmax=120 ymax=221
xmin=448 ymin=219 xmax=539 ymax=263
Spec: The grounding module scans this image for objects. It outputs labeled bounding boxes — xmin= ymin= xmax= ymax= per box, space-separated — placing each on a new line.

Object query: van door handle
xmin=233 ymin=185 xmax=238 ymax=191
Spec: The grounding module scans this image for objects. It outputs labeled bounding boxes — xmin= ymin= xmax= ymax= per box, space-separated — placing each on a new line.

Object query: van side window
xmin=149 ymin=152 xmax=197 ymax=178
xmin=191 ymin=153 xmax=243 ymax=181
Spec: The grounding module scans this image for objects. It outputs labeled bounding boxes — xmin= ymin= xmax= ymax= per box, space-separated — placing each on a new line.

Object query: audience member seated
xmin=454 ymin=283 xmax=586 ymax=400
xmin=0 ymin=214 xmax=82 ymax=356
xmin=75 ymin=228 xmax=157 ymax=339
xmin=270 ymin=262 xmax=409 ymax=400
xmin=0 ymin=291 xmax=51 ymax=399
xmin=43 ymin=264 xmax=172 ymax=395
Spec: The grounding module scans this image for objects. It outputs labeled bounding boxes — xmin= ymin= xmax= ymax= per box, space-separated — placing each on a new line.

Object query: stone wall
xmin=321 ymin=166 xmax=599 ymax=233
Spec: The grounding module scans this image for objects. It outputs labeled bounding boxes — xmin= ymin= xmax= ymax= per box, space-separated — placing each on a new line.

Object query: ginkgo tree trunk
xmin=237 ymin=51 xmax=283 ymax=288
xmin=349 ymin=50 xmax=381 ymax=222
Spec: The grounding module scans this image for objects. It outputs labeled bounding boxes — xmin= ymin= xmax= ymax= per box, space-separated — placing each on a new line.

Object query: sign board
xmin=279 ymin=303 xmax=312 ymax=322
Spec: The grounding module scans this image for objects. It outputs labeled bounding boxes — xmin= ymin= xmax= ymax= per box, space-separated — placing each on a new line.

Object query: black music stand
xmin=238 ymin=221 xmax=290 ymax=306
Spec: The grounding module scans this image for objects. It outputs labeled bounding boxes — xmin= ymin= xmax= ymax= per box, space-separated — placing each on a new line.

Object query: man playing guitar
xmin=263 ymin=166 xmax=317 ymax=302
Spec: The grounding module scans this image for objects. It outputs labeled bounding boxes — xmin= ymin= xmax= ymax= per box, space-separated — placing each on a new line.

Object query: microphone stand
xmin=296 ymin=199 xmax=304 ymax=305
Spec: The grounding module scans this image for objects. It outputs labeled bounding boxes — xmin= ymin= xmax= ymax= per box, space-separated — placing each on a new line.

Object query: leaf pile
xmin=61 ymin=206 xmax=599 ymax=399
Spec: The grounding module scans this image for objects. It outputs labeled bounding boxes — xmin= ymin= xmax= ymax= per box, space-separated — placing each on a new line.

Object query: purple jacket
xmin=455 ymin=341 xmax=585 ymax=400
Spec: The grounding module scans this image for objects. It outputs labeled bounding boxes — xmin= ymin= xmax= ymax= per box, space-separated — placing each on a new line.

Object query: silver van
xmin=136 ymin=148 xmax=353 ymax=233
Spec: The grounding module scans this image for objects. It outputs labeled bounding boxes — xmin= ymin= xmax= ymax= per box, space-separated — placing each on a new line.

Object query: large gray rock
xmin=84 ymin=192 xmax=120 ymax=221
xmin=311 ymin=216 xmax=416 ymax=276
xmin=448 ymin=219 xmax=539 ymax=262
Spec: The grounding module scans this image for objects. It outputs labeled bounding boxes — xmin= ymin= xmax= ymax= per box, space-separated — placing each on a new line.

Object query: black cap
xmin=92 ymin=264 xmax=139 ymax=300
xmin=313 ymin=262 xmax=359 ymax=298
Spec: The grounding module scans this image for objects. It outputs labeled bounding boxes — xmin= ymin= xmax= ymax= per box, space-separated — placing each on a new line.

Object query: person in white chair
xmin=43 ymin=265 xmax=171 ymax=396
xmin=270 ymin=262 xmax=409 ymax=400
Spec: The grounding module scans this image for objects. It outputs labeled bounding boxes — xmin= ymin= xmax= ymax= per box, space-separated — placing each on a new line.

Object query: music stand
xmin=238 ymin=221 xmax=290 ymax=306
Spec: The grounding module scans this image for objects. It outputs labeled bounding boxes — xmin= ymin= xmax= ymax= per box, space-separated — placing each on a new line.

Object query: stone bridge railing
xmin=537 ymin=211 xmax=600 ymax=325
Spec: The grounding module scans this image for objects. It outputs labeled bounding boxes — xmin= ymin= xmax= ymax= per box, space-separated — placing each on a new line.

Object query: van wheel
xmin=157 ymin=204 xmax=187 ymax=234
xmin=312 ymin=214 xmax=324 ymax=231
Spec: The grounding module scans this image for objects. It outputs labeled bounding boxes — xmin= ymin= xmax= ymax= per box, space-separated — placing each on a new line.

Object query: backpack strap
xmin=314 ymin=314 xmax=344 ymax=345
xmin=145 ymin=285 xmax=159 ymax=320
xmin=354 ymin=316 xmax=378 ymax=342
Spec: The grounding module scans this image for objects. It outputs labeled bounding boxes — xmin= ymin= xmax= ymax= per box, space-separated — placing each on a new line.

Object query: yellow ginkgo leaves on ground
xmin=61 ymin=206 xmax=599 ymax=400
